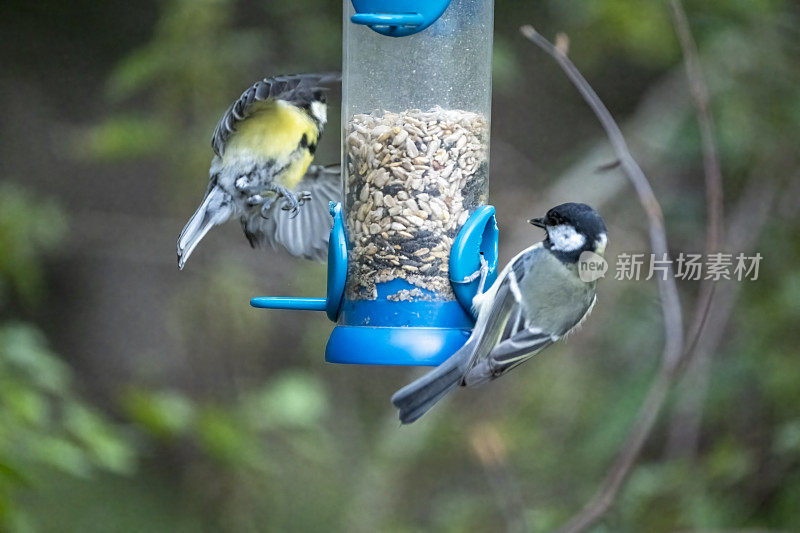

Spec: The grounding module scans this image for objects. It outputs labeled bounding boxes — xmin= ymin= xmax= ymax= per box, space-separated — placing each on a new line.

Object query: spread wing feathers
xmin=177 ymin=184 xmax=234 ymax=269
xmin=241 ymin=165 xmax=342 ymax=261
xmin=212 ymin=73 xmax=341 ymax=157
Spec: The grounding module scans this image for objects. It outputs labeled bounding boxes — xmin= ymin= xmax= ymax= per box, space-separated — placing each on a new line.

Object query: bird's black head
xmin=529 ymin=202 xmax=608 ymax=263
xmin=297 ymin=88 xmax=329 ymax=126
xmin=311 ymin=89 xmax=327 ymax=104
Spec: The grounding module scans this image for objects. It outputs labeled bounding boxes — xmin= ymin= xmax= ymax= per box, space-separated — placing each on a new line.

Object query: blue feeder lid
xmin=350 ymin=0 xmax=452 ymax=37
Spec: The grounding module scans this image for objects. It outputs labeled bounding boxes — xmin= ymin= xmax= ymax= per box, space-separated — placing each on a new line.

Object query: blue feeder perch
xmin=252 ymin=0 xmax=498 ymax=366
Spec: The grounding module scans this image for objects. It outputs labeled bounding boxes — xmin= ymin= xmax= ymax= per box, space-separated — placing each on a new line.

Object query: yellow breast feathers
xmin=223 ymin=101 xmax=319 ymax=187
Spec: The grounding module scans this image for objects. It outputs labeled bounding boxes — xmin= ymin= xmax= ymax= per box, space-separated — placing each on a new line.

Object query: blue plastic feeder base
xmin=325 ymin=326 xmax=471 ymax=365
xmin=326 ymin=279 xmax=476 ymax=365
xmin=249 ymin=204 xmax=500 ymax=366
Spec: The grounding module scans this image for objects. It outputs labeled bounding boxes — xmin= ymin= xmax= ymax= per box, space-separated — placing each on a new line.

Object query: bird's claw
xmin=297 ymin=191 xmax=313 ymax=206
xmin=461 ymin=253 xmax=489 ymax=283
xmin=475 ymin=253 xmax=489 ymax=296
xmin=280 ymin=196 xmax=301 ymax=218
xmin=460 ymin=254 xmax=490 ymax=296
xmin=258 ymin=192 xmax=280 ymax=218
xmin=461 ymin=270 xmax=481 ymax=283
xmin=249 ymin=185 xmax=304 ymax=219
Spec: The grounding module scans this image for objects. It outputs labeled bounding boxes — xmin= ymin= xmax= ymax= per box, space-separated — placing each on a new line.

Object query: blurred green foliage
xmin=0 ymin=185 xmax=137 ymax=530
xmin=1 ymin=0 xmax=799 ymax=531
xmin=0 ymin=325 xmax=136 ymax=530
xmin=0 ymin=185 xmax=66 ymax=307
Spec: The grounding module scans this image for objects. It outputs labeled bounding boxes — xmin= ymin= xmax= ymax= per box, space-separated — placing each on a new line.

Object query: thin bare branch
xmin=521 ymin=23 xmax=685 ymax=530
xmin=666 ymin=0 xmax=726 ymax=458
xmin=560 ymin=367 xmax=673 ymax=533
xmin=520 ymin=24 xmax=686 ymax=533
xmin=520 ymin=23 xmax=777 ymax=530
xmin=520 ymin=24 xmax=684 ymax=369
xmin=669 ymin=0 xmax=724 ymax=255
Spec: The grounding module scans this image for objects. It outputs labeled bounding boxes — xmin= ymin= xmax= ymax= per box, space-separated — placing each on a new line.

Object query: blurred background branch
xmin=665 ymin=0 xmax=726 ymax=460
xmin=521 ymin=2 xmax=800 ymax=528
xmin=521 ymin=23 xmax=684 ymax=532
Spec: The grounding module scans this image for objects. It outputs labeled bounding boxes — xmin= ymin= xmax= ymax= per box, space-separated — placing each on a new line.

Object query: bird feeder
xmin=251 ymin=0 xmax=499 ymax=365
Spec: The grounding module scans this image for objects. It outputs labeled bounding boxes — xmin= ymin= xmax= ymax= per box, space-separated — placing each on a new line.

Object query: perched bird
xmin=177 ymin=73 xmax=341 ymax=268
xmin=391 ymin=202 xmax=608 ymax=424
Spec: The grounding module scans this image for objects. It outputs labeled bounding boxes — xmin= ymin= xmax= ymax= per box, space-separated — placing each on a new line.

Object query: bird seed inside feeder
xmin=345 ymin=107 xmax=489 ymax=300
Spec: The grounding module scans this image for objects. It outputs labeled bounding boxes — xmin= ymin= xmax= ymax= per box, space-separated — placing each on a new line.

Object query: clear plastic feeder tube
xmin=342 ymin=0 xmax=494 ymax=302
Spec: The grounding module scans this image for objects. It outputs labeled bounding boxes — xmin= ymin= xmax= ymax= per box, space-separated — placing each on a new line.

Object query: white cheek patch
xmin=548 ymin=224 xmax=586 ymax=252
xmin=310 ymin=101 xmax=327 ymax=124
xmin=595 ymin=232 xmax=608 ymax=255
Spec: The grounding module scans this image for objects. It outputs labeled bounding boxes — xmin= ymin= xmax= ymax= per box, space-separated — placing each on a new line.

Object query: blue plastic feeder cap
xmin=350 ymin=0 xmax=452 ymax=37
xmin=250 ymin=203 xmax=499 ymax=366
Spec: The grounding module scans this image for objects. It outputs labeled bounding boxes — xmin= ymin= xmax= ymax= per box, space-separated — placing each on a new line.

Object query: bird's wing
xmin=471 ymin=248 xmax=598 ymax=382
xmin=241 ymin=165 xmax=342 ymax=261
xmin=211 ymin=73 xmax=341 ymax=157
xmin=463 ymin=246 xmax=563 ymax=386
xmin=487 ymin=249 xmax=559 ymax=368
xmin=483 ymin=322 xmax=557 ymax=377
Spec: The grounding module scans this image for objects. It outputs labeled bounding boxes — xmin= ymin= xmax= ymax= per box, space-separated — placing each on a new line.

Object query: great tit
xmin=391 ymin=203 xmax=608 ymax=424
xmin=177 ymin=73 xmax=341 ymax=268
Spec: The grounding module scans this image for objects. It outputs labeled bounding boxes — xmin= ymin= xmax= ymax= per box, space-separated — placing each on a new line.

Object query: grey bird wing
xmin=211 ymin=73 xmax=341 ymax=157
xmin=240 ymin=165 xmax=342 ymax=261
xmin=463 ymin=246 xmax=594 ymax=386
xmin=390 ymin=252 xmax=528 ymax=423
xmin=392 ymin=245 xmax=599 ymax=422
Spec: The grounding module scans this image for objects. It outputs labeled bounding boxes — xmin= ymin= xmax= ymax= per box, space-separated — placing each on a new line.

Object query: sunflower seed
xmin=345 ymin=107 xmax=489 ymax=300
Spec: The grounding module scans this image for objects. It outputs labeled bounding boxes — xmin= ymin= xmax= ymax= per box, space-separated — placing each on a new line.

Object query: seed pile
xmin=344 ymin=107 xmax=489 ymax=300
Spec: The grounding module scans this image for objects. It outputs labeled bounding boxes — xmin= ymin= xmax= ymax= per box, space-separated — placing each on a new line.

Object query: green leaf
xmin=246 ymin=372 xmax=327 ymax=429
xmin=79 ymin=116 xmax=170 ymax=161
xmin=63 ymin=403 xmax=136 ymax=474
xmin=195 ymin=407 xmax=251 ymax=464
xmin=122 ymin=389 xmax=194 ymax=440
xmin=32 ymin=438 xmax=93 ymax=478
xmin=0 ymin=186 xmax=67 ymax=306
xmin=0 ymin=324 xmax=71 ymax=394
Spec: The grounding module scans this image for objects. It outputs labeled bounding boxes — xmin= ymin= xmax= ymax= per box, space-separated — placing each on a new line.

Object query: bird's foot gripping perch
xmin=461 ymin=253 xmax=490 ymax=311
xmin=459 ymin=253 xmax=490 ymax=296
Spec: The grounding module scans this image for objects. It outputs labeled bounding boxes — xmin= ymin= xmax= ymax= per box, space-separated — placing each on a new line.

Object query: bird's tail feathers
xmin=391 ymin=340 xmax=476 ymax=424
xmin=177 ymin=186 xmax=233 ymax=269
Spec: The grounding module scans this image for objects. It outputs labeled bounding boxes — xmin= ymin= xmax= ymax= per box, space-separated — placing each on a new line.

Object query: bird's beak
xmin=528 ymin=217 xmax=546 ymax=228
